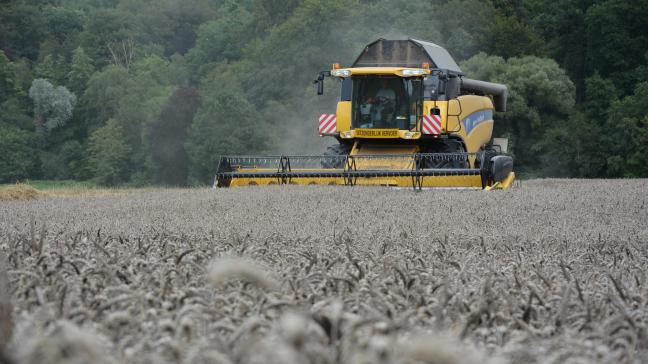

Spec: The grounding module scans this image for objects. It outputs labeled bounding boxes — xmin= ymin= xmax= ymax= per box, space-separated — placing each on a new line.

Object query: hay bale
xmin=0 ymin=185 xmax=40 ymax=201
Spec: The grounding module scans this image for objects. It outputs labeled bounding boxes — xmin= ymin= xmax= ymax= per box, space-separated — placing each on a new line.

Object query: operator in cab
xmin=367 ymin=78 xmax=396 ymax=128
xmin=375 ymin=78 xmax=396 ymax=104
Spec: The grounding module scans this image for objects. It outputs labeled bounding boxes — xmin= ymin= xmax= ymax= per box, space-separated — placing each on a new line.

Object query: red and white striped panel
xmin=318 ymin=114 xmax=337 ymax=134
xmin=422 ymin=114 xmax=442 ymax=135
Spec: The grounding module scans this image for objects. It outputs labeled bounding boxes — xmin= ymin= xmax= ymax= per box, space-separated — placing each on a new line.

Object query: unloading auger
xmin=214 ymin=38 xmax=515 ymax=190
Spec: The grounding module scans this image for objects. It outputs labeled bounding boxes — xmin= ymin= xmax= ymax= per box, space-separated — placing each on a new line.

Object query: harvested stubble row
xmin=0 ymin=179 xmax=647 ymax=364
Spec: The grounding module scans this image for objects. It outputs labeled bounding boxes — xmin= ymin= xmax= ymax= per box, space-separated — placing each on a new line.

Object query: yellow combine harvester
xmin=215 ymin=39 xmax=515 ymax=189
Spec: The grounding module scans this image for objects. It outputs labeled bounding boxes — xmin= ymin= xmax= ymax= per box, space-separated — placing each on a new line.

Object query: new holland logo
xmin=318 ymin=114 xmax=337 ymax=134
xmin=422 ymin=114 xmax=442 ymax=135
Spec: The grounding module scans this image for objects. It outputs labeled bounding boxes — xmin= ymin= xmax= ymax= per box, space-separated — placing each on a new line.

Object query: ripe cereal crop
xmin=1 ymin=179 xmax=647 ymax=363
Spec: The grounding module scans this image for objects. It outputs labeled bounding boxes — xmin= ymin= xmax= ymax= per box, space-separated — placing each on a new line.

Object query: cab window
xmin=351 ymin=76 xmax=421 ymax=130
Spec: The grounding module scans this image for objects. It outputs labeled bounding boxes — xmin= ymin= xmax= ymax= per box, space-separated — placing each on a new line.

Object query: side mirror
xmin=314 ymin=71 xmax=330 ymax=95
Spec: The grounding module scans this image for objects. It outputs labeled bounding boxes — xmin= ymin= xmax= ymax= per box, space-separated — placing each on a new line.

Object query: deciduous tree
xmin=87 ymin=119 xmax=131 ymax=185
xmin=187 ymin=81 xmax=268 ymax=184
xmin=0 ymin=125 xmax=40 ymax=183
xmin=28 ymin=78 xmax=77 ymax=132
xmin=67 ymin=47 xmax=95 ymax=93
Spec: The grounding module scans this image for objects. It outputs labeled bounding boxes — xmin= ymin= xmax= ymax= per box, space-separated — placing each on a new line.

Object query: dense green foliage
xmin=1 ymin=0 xmax=647 ymax=184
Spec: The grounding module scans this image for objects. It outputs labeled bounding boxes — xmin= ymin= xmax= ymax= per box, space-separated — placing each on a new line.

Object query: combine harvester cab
xmin=215 ymin=38 xmax=515 ymax=190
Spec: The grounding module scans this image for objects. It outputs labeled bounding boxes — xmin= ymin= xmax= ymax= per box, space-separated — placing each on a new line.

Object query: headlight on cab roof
xmin=331 ymin=69 xmax=351 ymax=77
xmin=400 ymin=69 xmax=427 ymax=77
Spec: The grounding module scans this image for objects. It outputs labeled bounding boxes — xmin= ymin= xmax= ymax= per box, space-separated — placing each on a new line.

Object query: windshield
xmin=352 ymin=76 xmax=421 ymax=129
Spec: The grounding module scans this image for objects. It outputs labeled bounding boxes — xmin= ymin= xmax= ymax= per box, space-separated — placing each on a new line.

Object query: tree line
xmin=1 ymin=0 xmax=647 ymax=185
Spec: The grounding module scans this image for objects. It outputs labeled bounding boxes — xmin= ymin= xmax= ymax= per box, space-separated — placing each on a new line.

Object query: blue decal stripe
xmin=462 ymin=109 xmax=493 ymax=135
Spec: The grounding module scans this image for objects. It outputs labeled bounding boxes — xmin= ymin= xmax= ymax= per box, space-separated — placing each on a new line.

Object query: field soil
xmin=0 ymin=179 xmax=647 ymax=363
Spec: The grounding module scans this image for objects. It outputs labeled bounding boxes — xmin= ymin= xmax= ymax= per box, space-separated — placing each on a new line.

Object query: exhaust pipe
xmin=461 ymin=78 xmax=508 ymax=112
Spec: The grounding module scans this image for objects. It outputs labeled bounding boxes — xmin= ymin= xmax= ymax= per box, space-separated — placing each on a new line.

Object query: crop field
xmin=1 ymin=179 xmax=647 ymax=364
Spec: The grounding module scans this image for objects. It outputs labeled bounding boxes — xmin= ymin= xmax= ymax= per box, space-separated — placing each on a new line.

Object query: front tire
xmin=420 ymin=140 xmax=468 ymax=169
